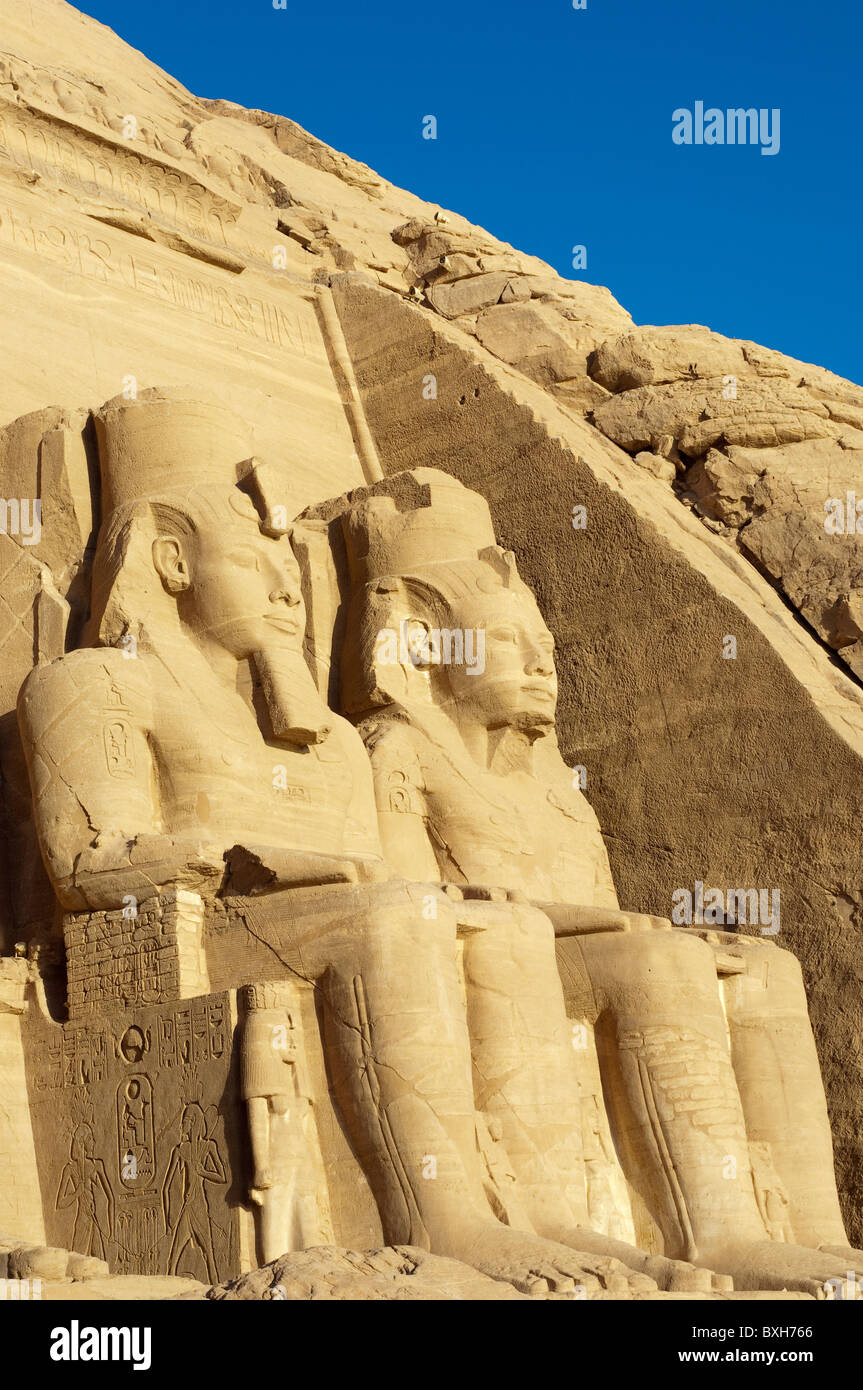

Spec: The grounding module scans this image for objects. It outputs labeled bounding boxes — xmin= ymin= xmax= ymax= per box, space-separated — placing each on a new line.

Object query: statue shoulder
xmin=356 ymin=713 xmax=427 ymax=779
xmin=18 ymin=647 xmax=154 ymax=739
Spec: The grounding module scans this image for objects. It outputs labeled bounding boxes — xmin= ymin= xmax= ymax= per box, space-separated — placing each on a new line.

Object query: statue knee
xmin=347 ymin=881 xmax=458 ymax=963
xmin=507 ymin=902 xmax=556 ymax=939
xmin=460 ymin=899 xmax=555 ymax=946
xmin=582 ymin=926 xmax=722 ymax=1017
xmin=727 ymin=936 xmax=811 ymax=1017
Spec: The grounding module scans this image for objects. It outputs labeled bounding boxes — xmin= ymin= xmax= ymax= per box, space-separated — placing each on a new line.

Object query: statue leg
xmin=462 ymin=900 xmax=592 ymax=1231
xmin=463 ymin=901 xmax=723 ymax=1291
xmin=282 ymin=880 xmax=657 ymax=1295
xmin=579 ymin=927 xmax=863 ymax=1294
xmin=315 ymin=882 xmax=487 ymax=1250
xmin=718 ymin=936 xmax=848 ymax=1249
xmin=578 ymin=927 xmax=768 ymax=1260
xmin=257 ymin=1181 xmax=295 ymax=1264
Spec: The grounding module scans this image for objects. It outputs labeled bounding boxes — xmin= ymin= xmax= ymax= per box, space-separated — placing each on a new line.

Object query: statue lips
xmin=262 ymin=612 xmax=302 ymax=638
xmin=522 ymin=682 xmax=556 ymax=703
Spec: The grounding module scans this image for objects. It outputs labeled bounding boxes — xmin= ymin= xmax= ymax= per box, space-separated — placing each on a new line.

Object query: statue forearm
xmin=58 ymin=834 xmax=393 ymax=911
xmin=534 ymin=901 xmax=673 ymax=937
xmin=438 ymin=885 xmax=668 ymax=936
xmin=59 ymin=833 xmax=226 ymax=910
xmin=223 ymin=844 xmax=391 ymax=895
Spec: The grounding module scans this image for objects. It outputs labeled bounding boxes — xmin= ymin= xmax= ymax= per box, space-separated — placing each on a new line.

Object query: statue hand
xmin=225 ymin=844 xmax=361 ymax=892
xmin=445 ymin=883 xmax=509 ymax=903
xmin=620 ymin=912 xmax=673 ymax=933
xmin=534 ymin=902 xmax=672 ymax=937
xmin=347 ymin=856 xmax=392 ymax=885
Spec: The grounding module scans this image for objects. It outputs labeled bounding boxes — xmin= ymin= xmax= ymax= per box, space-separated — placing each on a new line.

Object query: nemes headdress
xmin=340 ymin=469 xmax=499 ymax=582
xmin=89 ymin=388 xmax=290 ymax=648
xmin=336 ymin=468 xmax=526 ymax=712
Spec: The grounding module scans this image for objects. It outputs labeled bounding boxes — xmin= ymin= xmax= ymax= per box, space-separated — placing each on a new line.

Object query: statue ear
xmin=343 ymin=579 xmax=443 ymax=712
xmin=91 ymin=508 xmax=183 ymax=650
xmin=401 ymin=616 xmax=436 ymax=671
xmin=152 ymin=535 xmax=191 ymax=594
xmin=357 ymin=606 xmax=432 ymax=709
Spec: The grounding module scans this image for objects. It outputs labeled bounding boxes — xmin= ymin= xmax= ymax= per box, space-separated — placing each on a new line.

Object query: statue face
xmin=165 ymin=504 xmax=305 ymax=660
xmin=445 ymin=585 xmax=557 ymax=730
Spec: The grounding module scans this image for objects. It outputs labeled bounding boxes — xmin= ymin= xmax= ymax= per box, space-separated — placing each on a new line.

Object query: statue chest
xmin=154 ymin=697 xmax=356 ymax=853
xmin=424 ymin=769 xmax=589 ymax=898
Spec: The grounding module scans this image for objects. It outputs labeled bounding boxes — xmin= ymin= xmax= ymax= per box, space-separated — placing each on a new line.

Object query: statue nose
xmin=269 ymin=587 xmax=300 ymax=606
xmin=526 ymin=648 xmax=553 ymax=675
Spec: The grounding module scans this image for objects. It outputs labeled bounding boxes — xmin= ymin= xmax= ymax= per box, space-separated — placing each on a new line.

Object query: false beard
xmin=252 ymin=647 xmax=332 ymax=746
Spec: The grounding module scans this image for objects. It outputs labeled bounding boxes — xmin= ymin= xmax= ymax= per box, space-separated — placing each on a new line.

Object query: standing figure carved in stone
xmin=56 ymin=1120 xmax=114 ymax=1261
xmin=161 ymin=1100 xmax=226 ymax=1283
xmin=240 ymin=980 xmax=332 ymax=1261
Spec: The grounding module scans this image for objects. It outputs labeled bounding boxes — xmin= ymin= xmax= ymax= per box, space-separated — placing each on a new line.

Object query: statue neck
xmin=460 ymin=719 xmax=550 ymax=774
xmin=397 ymin=699 xmax=546 ymax=776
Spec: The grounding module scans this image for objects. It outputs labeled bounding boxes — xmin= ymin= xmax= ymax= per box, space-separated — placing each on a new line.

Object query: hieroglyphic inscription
xmin=0 ymin=99 xmax=238 ymax=247
xmin=0 ymin=197 xmax=315 ymax=352
xmin=157 ymin=998 xmax=228 ymax=1069
xmin=29 ymin=1023 xmax=110 ymax=1093
xmin=103 ymin=681 xmax=135 ymax=778
xmin=24 ymin=992 xmax=240 ymax=1279
xmin=64 ymin=901 xmax=177 ymax=1015
xmin=117 ymin=1074 xmax=156 ymax=1188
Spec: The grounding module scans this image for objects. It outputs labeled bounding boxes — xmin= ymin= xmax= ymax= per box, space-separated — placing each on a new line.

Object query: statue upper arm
xmin=18 ymin=649 xmax=158 ymax=888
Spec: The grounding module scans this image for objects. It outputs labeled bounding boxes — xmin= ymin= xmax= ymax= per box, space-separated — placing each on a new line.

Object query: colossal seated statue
xmin=333 ymin=466 xmax=863 ymax=1296
xmin=17 ymin=389 xmax=666 ymax=1296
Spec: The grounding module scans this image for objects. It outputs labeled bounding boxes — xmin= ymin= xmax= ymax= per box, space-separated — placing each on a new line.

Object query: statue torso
xmin=363 ymin=712 xmax=618 ymax=907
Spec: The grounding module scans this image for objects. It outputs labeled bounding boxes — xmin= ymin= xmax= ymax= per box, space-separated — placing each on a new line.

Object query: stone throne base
xmin=15 ymin=886 xmax=840 ymax=1298
xmin=18 ymin=884 xmax=632 ymax=1283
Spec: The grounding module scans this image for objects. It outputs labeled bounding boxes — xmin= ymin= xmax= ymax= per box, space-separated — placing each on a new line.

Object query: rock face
xmin=587 ymin=324 xmax=863 ymax=677
xmin=2 ymin=0 xmax=863 ymax=1301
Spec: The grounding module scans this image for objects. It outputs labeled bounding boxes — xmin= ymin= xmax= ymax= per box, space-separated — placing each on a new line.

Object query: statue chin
xmin=506 ymin=707 xmax=556 ymax=738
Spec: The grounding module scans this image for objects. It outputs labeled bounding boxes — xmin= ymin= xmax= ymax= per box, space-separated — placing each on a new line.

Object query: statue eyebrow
xmin=224 ymin=543 xmax=261 ymax=563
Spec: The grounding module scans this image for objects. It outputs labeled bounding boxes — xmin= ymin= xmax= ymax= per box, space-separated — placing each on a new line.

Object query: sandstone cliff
xmin=2 ymin=0 xmax=863 ymax=1239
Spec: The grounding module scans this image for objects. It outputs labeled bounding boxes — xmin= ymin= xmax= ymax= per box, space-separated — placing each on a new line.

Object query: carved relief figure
xmin=161 ymin=1101 xmax=226 ymax=1283
xmin=56 ymin=1120 xmax=115 ymax=1260
xmin=749 ymin=1142 xmax=795 ymax=1245
xmin=240 ymin=980 xmax=332 ymax=1261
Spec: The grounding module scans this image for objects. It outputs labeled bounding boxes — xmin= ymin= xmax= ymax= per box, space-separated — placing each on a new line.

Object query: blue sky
xmin=79 ymin=0 xmax=861 ymax=384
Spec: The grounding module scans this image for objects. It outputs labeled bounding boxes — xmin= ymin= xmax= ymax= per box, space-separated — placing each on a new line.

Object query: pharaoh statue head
xmin=339 ymin=469 xmax=557 ymax=739
xmin=88 ymin=388 xmax=329 ymax=744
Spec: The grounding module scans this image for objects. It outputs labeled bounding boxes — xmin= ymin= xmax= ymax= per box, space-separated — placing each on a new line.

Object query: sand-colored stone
xmin=2 ymin=0 xmax=863 ymax=1301
xmin=321 ymin=465 xmax=863 ymax=1296
xmin=206 ymin=1246 xmax=530 ymax=1301
xmin=328 ymin=278 xmax=863 ymax=1243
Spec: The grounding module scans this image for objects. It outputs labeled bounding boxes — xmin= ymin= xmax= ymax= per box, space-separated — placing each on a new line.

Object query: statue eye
xmin=490 ymin=627 xmax=518 ymax=643
xmin=226 ymin=547 xmax=260 ymax=570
